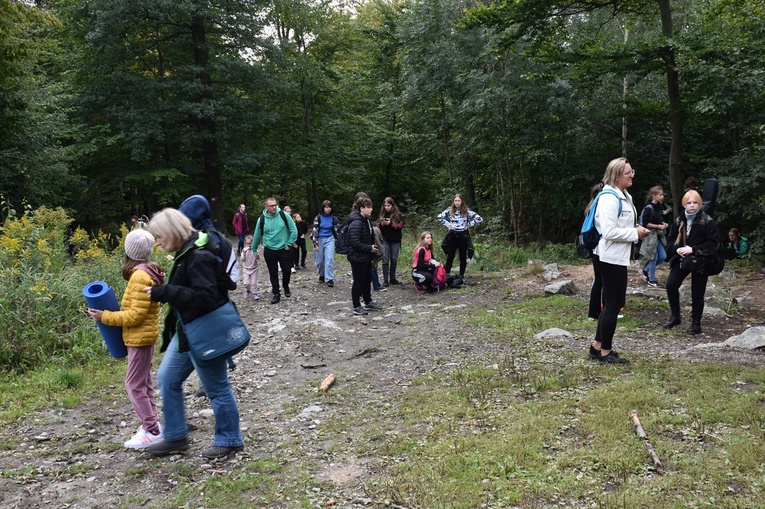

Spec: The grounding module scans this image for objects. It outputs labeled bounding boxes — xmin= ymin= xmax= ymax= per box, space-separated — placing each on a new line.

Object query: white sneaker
xmin=124 ymin=425 xmax=164 ymax=449
xmin=291 ymin=267 xmax=296 ymax=273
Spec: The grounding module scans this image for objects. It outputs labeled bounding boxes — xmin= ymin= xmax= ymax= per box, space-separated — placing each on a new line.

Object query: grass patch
xmin=168 ymin=459 xmax=283 ymax=507
xmin=368 ymin=356 xmax=765 ymax=508
xmin=0 ymin=358 xmax=126 ymax=423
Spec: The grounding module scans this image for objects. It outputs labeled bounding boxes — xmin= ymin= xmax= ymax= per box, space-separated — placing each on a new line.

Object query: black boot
xmin=663 ymin=315 xmax=681 ymax=329
xmin=687 ymin=320 xmax=702 ymax=335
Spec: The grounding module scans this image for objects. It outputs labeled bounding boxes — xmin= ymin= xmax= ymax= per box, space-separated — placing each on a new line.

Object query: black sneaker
xmin=327 ymin=280 xmax=334 ymax=288
xmin=364 ymin=301 xmax=382 ymax=311
xmin=147 ymin=437 xmax=190 ymax=456
xmin=319 ymin=275 xmax=325 ymax=283
xmin=641 ymin=268 xmax=649 ymax=282
xmin=390 ymin=280 xmax=402 ymax=285
xmin=353 ymin=306 xmax=369 ymax=316
xmin=647 ymin=280 xmax=658 ymax=288
xmin=284 ymin=287 xmax=291 ymax=298
xmin=201 ymin=445 xmax=243 ymax=459
xmin=270 ymin=294 xmax=280 ymax=304
xmin=588 ymin=345 xmax=600 ymax=360
xmin=598 ymin=351 xmax=629 ymax=364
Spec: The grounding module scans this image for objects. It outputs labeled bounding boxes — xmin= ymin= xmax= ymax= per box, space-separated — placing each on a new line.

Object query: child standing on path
xmin=242 ymin=235 xmax=260 ymax=299
xmin=293 ymin=213 xmax=308 ymax=269
xmin=88 ymin=229 xmax=165 ymax=449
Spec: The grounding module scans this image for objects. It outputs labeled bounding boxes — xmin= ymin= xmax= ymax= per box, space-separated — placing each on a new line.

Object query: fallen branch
xmin=348 ymin=347 xmax=380 ymax=359
xmin=320 ymin=374 xmax=336 ymax=392
xmin=629 ymin=410 xmax=662 ymax=472
xmin=300 ymin=363 xmax=327 ymax=369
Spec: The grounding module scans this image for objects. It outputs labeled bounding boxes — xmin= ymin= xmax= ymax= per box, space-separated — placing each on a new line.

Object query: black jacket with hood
xmin=151 ymin=231 xmax=230 ymax=353
xmin=346 ymin=209 xmax=375 ymax=264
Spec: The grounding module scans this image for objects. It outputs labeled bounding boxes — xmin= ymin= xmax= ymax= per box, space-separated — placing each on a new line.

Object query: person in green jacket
xmin=725 ymin=228 xmax=749 ymax=260
xmin=252 ymin=197 xmax=298 ymax=304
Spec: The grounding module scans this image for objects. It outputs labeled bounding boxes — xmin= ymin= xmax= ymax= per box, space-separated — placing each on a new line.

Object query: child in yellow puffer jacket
xmin=88 ymin=229 xmax=165 ymax=449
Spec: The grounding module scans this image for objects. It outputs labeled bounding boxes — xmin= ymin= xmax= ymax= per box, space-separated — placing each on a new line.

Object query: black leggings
xmin=594 ymin=261 xmax=627 ymax=351
xmin=587 ymin=255 xmax=603 ymax=319
xmin=666 ymin=263 xmax=708 ymax=322
xmin=444 ymin=231 xmax=469 ymax=276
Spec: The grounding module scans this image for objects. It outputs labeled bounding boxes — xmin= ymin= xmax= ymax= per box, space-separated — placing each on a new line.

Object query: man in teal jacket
xmin=253 ymin=197 xmax=298 ymax=304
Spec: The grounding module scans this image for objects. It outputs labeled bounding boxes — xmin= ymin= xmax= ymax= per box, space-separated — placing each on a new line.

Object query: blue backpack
xmin=576 ymin=189 xmax=622 ymax=259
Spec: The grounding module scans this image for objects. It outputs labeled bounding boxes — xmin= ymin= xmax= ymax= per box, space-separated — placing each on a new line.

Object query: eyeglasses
xmin=623 ymin=169 xmax=635 ymax=176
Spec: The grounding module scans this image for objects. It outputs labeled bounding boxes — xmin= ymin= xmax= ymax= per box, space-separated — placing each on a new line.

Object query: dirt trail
xmin=2 ymin=258 xmax=763 ymax=508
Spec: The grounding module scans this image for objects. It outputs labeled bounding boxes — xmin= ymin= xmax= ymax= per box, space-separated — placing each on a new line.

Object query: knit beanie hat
xmin=124 ymin=229 xmax=155 ymax=261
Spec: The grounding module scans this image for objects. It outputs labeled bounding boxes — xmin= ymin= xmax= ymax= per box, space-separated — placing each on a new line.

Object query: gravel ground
xmin=2 ymin=256 xmax=763 ymax=508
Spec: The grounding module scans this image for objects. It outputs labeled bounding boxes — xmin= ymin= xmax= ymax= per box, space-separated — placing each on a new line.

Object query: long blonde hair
xmin=415 ymin=231 xmax=434 ymax=252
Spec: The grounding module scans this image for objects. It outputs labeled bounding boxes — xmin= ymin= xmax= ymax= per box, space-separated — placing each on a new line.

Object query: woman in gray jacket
xmin=589 ymin=158 xmax=651 ymax=364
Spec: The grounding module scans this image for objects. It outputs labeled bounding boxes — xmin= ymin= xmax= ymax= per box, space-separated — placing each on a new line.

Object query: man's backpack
xmin=335 ymin=218 xmax=353 ymax=255
xmin=576 ymin=189 xmax=622 ymax=259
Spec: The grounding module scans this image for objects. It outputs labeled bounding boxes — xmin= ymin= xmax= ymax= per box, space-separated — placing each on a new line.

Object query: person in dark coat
xmin=347 ymin=196 xmax=380 ymax=315
xmin=662 ymin=190 xmax=721 ymax=335
xmin=146 ymin=208 xmax=244 ymax=460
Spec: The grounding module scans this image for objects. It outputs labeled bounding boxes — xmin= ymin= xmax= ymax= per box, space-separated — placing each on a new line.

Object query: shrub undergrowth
xmin=0 ymin=206 xmax=147 ymax=373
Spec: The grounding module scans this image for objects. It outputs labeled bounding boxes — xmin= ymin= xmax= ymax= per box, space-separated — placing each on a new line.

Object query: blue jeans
xmin=647 ymin=242 xmax=667 ymax=281
xmin=315 ymin=236 xmax=335 ymax=281
xmin=157 ymin=335 xmax=243 ymax=447
xmin=372 ymin=260 xmax=383 ymax=290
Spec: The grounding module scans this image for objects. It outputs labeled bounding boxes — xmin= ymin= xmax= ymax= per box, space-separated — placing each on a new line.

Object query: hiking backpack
xmin=576 ymin=189 xmax=622 ymax=259
xmin=334 ymin=218 xmax=353 ymax=255
xmin=432 ymin=265 xmax=447 ymax=291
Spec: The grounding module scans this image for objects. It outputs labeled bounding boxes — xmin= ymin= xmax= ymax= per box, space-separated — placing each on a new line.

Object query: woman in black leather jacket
xmin=662 ymin=190 xmax=721 ymax=335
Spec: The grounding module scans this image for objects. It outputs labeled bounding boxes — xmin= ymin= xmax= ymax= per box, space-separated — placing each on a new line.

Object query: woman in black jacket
xmin=347 ymin=196 xmax=380 ymax=316
xmin=146 ymin=208 xmax=244 ymax=459
xmin=662 ymin=190 xmax=721 ymax=335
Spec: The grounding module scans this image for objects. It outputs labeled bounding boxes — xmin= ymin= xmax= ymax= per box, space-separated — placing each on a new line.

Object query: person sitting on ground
xmin=724 ymin=228 xmax=749 ymax=260
xmin=411 ymin=231 xmax=442 ymax=292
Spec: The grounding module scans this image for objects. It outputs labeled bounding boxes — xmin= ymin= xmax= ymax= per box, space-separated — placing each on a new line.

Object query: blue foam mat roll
xmin=83 ymin=281 xmax=127 ymax=359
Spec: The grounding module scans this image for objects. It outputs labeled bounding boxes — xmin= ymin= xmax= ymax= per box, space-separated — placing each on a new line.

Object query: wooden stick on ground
xmin=320 ymin=374 xmax=336 ymax=392
xmin=629 ymin=410 xmax=662 ymax=472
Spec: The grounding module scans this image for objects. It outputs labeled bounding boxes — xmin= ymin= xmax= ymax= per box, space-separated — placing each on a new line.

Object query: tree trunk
xmin=190 ymin=9 xmax=225 ymax=229
xmin=657 ymin=0 xmax=684 ymax=216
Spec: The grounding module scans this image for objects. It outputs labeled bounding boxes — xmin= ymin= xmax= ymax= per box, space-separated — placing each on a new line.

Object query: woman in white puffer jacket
xmin=590 ymin=157 xmax=651 ymax=364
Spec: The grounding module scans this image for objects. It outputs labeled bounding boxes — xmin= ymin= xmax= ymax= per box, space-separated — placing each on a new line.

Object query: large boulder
xmin=533 ymin=328 xmax=573 ymax=340
xmin=544 ymin=280 xmax=577 ymax=296
xmin=723 ymin=327 xmax=765 ymax=350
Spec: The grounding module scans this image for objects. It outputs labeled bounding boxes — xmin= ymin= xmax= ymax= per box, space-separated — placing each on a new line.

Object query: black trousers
xmin=293 ymin=238 xmax=307 ymax=266
xmin=594 ymin=261 xmax=627 ymax=351
xmin=666 ymin=263 xmax=709 ymax=322
xmin=444 ymin=231 xmax=469 ymax=276
xmin=350 ymin=260 xmax=373 ymax=308
xmin=587 ymin=255 xmax=603 ymax=319
xmin=264 ymin=247 xmax=292 ymax=296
